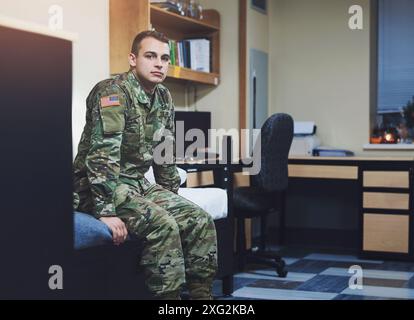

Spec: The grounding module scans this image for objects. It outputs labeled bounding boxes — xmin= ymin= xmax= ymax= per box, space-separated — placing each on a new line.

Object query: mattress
xmin=178 ymin=187 xmax=228 ymax=220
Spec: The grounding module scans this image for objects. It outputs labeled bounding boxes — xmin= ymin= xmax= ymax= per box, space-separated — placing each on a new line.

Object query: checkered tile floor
xmin=213 ymin=247 xmax=414 ymax=300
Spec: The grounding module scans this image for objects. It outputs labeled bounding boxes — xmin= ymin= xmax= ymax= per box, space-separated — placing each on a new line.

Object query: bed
xmin=72 ymin=165 xmax=234 ymax=299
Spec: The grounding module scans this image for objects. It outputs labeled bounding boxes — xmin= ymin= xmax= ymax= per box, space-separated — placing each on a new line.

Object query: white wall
xmin=269 ymin=0 xmax=373 ymax=155
xmin=0 ymin=0 xmax=109 ymax=156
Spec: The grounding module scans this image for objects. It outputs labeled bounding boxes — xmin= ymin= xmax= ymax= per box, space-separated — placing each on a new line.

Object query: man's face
xmin=129 ymin=37 xmax=170 ymax=89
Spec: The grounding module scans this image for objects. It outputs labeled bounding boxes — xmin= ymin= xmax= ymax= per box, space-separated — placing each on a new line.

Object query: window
xmin=373 ymin=0 xmax=414 ymax=144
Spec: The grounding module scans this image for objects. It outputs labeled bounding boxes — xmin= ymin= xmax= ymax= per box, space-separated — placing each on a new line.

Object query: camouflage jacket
xmin=73 ymin=71 xmax=180 ymax=218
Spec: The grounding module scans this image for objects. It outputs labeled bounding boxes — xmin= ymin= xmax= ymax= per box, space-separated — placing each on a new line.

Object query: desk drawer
xmin=233 ymin=172 xmax=250 ymax=188
xmin=363 ymin=192 xmax=409 ymax=210
xmin=187 ymin=171 xmax=214 ymax=187
xmin=363 ymin=171 xmax=409 ymax=188
xmin=288 ymin=164 xmax=358 ymax=180
xmin=363 ymin=213 xmax=409 ymax=253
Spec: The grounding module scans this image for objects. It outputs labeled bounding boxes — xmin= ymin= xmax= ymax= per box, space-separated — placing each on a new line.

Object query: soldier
xmin=73 ymin=30 xmax=217 ymax=300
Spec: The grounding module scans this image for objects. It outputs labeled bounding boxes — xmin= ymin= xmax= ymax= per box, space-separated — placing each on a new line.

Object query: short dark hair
xmin=131 ymin=30 xmax=169 ymax=55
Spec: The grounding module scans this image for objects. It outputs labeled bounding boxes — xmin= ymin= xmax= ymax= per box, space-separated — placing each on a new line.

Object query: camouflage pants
xmin=114 ymin=182 xmax=218 ymax=299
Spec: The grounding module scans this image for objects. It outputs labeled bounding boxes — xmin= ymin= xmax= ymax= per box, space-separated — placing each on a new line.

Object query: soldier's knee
xmin=153 ymin=213 xmax=180 ymax=237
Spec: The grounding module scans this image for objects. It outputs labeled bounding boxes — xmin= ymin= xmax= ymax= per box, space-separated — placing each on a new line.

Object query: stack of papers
xmin=313 ymin=147 xmax=354 ymax=157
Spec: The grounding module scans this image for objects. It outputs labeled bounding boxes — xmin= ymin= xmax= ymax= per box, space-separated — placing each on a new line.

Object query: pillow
xmin=177 ymin=167 xmax=187 ymax=185
xmin=144 ymin=166 xmax=187 ymax=186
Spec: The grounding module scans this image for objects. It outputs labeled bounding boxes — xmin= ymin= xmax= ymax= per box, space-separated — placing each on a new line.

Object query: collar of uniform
xmin=127 ymin=71 xmax=159 ymax=106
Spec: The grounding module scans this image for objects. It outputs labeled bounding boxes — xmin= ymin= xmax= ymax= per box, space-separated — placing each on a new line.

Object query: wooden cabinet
xmin=288 ymin=157 xmax=414 ymax=260
xmin=360 ymin=163 xmax=413 ymax=258
xmin=363 ymin=213 xmax=409 ymax=254
xmin=110 ymin=0 xmax=220 ymax=86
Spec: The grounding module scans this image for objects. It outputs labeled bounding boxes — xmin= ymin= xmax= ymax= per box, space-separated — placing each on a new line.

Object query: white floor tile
xmin=232 ymin=287 xmax=337 ymax=300
xmin=236 ymin=271 xmax=316 ymax=282
xmin=284 ymin=257 xmax=300 ymax=265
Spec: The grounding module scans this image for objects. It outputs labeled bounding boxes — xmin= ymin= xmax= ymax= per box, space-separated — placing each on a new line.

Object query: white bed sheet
xmin=178 ymin=188 xmax=228 ymax=220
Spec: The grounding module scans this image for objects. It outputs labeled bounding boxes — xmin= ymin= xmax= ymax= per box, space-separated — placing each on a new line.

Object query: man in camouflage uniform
xmin=73 ymin=31 xmax=217 ymax=300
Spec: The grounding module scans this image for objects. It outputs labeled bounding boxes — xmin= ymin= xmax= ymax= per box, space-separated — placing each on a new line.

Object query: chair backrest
xmin=253 ymin=113 xmax=294 ymax=192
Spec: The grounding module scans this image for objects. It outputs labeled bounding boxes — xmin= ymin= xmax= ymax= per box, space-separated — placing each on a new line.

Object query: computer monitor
xmin=174 ymin=111 xmax=211 ymax=158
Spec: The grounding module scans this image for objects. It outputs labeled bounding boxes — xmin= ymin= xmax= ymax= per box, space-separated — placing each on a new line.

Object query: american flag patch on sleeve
xmin=100 ymin=95 xmax=121 ymax=108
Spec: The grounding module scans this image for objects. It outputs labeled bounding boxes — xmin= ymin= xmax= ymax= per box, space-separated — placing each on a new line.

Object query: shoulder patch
xmin=101 ymin=95 xmax=121 ymax=108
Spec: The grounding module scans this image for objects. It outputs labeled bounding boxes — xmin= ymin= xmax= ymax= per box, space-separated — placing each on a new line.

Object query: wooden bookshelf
xmin=110 ymin=0 xmax=220 ymax=86
xmin=167 ymin=65 xmax=219 ymax=85
xmin=150 ymin=5 xmax=219 ymax=35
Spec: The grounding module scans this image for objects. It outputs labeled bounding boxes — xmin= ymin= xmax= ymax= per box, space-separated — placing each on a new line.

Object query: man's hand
xmin=99 ymin=217 xmax=128 ymax=246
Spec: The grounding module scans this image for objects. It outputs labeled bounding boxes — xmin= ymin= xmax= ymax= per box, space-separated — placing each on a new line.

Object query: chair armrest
xmin=231 ymin=160 xmax=255 ymax=173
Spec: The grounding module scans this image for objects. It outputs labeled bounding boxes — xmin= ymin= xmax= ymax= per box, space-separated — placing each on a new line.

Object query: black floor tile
xmin=330 ymin=261 xmax=386 ymax=270
xmin=287 ymin=259 xmax=334 ymax=274
xmin=247 ymin=279 xmax=302 ymax=290
xmin=405 ymin=276 xmax=414 ymax=289
xmin=296 ymin=275 xmax=349 ymax=293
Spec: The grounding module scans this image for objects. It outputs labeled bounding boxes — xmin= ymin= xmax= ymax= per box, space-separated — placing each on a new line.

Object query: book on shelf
xmin=189 ymin=39 xmax=210 ymax=73
xmin=184 ymin=40 xmax=191 ymax=69
xmin=312 ymin=147 xmax=354 ymax=157
xmin=169 ymin=40 xmax=176 ymax=66
xmin=170 ymin=38 xmax=211 ymax=73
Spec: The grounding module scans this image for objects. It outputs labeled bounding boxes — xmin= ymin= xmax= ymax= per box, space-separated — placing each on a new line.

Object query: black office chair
xmin=234 ymin=113 xmax=294 ymax=277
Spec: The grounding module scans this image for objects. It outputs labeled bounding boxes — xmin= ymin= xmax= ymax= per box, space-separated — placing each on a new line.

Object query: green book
xmin=169 ymin=40 xmax=176 ymax=66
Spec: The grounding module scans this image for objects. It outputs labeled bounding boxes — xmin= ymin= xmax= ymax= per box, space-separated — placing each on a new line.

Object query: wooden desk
xmin=180 ymin=156 xmax=414 ymax=261
xmin=288 ymin=156 xmax=414 ymax=261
